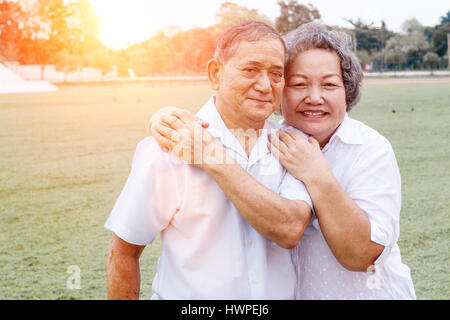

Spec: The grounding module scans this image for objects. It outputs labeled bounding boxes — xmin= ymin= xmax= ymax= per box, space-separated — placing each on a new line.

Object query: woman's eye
xmin=324 ymin=83 xmax=338 ymax=87
xmin=244 ymin=68 xmax=257 ymax=73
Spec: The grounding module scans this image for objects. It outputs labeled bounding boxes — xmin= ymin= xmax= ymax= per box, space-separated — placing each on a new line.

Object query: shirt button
xmin=248 ymin=239 xmax=253 ymax=245
xmin=252 ymin=277 xmax=259 ymax=284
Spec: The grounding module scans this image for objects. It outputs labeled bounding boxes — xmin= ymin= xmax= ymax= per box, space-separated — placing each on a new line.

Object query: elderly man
xmin=105 ymin=21 xmax=312 ymax=300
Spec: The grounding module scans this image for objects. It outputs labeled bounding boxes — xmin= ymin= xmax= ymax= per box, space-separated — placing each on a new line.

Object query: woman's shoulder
xmin=345 ymin=116 xmax=393 ymax=152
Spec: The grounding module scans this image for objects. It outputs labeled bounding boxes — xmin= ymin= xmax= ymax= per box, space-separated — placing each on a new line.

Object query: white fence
xmin=3 ymin=62 xmax=450 ymax=84
xmin=5 ymin=62 xmax=118 ymax=83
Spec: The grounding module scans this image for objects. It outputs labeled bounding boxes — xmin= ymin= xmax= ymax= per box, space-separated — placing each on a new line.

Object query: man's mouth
xmin=249 ymin=98 xmax=271 ymax=104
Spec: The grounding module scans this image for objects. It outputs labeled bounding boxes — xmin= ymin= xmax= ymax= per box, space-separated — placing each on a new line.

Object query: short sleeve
xmin=279 ymin=171 xmax=313 ymax=209
xmin=346 ymin=142 xmax=401 ymax=249
xmin=104 ymin=137 xmax=182 ymax=245
xmin=278 ymin=171 xmax=315 ymax=235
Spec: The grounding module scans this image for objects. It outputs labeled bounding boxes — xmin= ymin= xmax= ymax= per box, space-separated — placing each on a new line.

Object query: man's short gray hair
xmin=214 ymin=20 xmax=287 ymax=64
xmin=283 ymin=22 xmax=363 ymax=110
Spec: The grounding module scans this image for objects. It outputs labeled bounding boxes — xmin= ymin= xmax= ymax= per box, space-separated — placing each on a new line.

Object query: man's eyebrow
xmin=240 ymin=60 xmax=284 ymax=70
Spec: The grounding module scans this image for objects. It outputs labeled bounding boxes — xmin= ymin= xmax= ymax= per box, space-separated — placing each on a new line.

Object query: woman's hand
xmin=268 ymin=129 xmax=332 ymax=185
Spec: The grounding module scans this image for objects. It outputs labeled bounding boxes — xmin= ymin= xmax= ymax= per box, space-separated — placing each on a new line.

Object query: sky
xmin=90 ymin=0 xmax=450 ymax=49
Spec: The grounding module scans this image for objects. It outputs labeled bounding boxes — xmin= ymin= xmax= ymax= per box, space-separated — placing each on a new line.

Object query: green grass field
xmin=0 ymin=80 xmax=449 ymax=299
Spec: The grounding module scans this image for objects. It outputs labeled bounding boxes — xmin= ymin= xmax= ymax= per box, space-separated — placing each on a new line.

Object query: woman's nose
xmin=305 ymin=86 xmax=324 ymax=105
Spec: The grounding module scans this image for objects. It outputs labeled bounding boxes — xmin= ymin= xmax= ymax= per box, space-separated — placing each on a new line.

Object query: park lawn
xmin=0 ymin=81 xmax=448 ymax=299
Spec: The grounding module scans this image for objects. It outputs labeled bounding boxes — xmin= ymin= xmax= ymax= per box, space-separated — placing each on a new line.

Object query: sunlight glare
xmin=91 ymin=0 xmax=161 ymax=49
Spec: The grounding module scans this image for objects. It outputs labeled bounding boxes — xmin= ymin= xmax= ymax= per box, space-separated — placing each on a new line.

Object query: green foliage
xmin=382 ymin=20 xmax=431 ymax=69
xmin=215 ymin=1 xmax=274 ymax=28
xmin=275 ymin=0 xmax=320 ymax=34
xmin=432 ymin=22 xmax=450 ymax=57
xmin=355 ymin=50 xmax=371 ymax=65
xmin=123 ymin=26 xmax=217 ymax=76
xmin=439 ymin=10 xmax=450 ymax=23
xmin=423 ymin=52 xmax=440 ymax=69
xmin=0 ymin=0 xmax=31 ymax=62
xmin=384 ymin=48 xmax=407 ymax=68
xmin=345 ymin=19 xmax=394 ymax=55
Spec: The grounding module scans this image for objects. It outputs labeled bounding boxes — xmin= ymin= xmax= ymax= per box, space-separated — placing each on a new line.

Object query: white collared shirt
xmin=105 ymin=97 xmax=312 ymax=300
xmin=282 ymin=114 xmax=416 ymax=299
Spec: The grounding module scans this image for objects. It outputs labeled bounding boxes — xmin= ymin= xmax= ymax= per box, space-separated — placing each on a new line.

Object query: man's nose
xmin=254 ymin=72 xmax=272 ymax=94
xmin=305 ymin=86 xmax=324 ymax=105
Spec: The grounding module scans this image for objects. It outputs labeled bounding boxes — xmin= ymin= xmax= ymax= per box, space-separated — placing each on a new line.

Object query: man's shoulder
xmin=133 ymin=136 xmax=182 ymax=169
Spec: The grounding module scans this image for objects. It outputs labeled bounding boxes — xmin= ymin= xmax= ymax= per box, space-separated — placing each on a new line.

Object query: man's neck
xmin=214 ymin=96 xmax=264 ymax=157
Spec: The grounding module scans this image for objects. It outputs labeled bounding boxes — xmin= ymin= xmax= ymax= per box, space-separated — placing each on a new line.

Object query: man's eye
xmin=271 ymin=72 xmax=283 ymax=81
xmin=243 ymin=68 xmax=257 ymax=73
xmin=293 ymin=83 xmax=307 ymax=87
xmin=324 ymin=83 xmax=338 ymax=87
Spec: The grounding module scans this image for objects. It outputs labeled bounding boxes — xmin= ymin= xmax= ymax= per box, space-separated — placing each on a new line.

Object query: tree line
xmin=1 ymin=0 xmax=449 ymax=77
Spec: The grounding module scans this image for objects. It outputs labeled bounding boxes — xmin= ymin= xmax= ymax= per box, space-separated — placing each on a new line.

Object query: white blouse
xmin=282 ymin=114 xmax=416 ymax=299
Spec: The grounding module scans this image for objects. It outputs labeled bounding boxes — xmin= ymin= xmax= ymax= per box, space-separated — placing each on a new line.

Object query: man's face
xmin=215 ymin=38 xmax=285 ymax=130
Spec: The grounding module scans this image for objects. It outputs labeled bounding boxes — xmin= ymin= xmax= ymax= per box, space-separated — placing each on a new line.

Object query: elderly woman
xmin=148 ymin=22 xmax=415 ymax=299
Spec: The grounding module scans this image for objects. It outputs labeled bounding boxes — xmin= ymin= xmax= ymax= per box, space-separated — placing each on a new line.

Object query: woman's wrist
xmin=303 ymin=165 xmax=336 ymax=194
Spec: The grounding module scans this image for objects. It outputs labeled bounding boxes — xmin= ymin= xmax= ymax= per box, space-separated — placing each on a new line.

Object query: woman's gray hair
xmin=283 ymin=22 xmax=363 ymax=110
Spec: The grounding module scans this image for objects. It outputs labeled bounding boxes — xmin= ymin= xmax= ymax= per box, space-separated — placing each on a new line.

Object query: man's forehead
xmin=228 ymin=39 xmax=286 ymax=64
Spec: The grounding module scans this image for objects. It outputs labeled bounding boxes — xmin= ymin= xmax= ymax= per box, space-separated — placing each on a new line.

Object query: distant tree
xmin=401 ymin=18 xmax=423 ymax=34
xmin=275 ymin=0 xmax=321 ymax=34
xmin=439 ymin=10 xmax=450 ymax=23
xmin=36 ymin=0 xmax=101 ymax=57
xmin=356 ymin=50 xmax=371 ymax=66
xmin=384 ymin=47 xmax=407 ymax=69
xmin=432 ymin=22 xmax=450 ymax=57
xmin=345 ymin=18 xmax=394 ymax=54
xmin=382 ymin=18 xmax=430 ymax=69
xmin=0 ymin=0 xmax=31 ymax=61
xmin=215 ymin=2 xmax=274 ymax=28
xmin=423 ymin=52 xmax=440 ymax=70
xmin=173 ymin=27 xmax=216 ymax=73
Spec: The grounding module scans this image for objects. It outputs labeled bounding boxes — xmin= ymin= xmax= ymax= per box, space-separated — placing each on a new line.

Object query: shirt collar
xmin=280 ymin=113 xmax=363 ymax=146
xmin=196 ymin=96 xmax=276 ymax=162
xmin=330 ymin=113 xmax=363 ymax=145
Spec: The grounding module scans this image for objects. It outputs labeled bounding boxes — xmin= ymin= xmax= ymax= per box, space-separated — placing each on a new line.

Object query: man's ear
xmin=207 ymin=58 xmax=221 ymax=91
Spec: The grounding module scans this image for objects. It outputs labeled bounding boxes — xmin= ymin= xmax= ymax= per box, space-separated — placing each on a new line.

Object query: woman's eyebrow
xmin=323 ymin=73 xmax=341 ymax=79
xmin=288 ymin=73 xmax=307 ymax=79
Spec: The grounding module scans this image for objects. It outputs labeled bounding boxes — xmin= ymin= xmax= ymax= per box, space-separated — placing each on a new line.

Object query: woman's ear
xmin=207 ymin=59 xmax=221 ymax=91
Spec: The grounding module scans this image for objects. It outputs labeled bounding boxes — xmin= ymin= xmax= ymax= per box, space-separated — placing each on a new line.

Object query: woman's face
xmin=281 ymin=48 xmax=347 ymax=147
